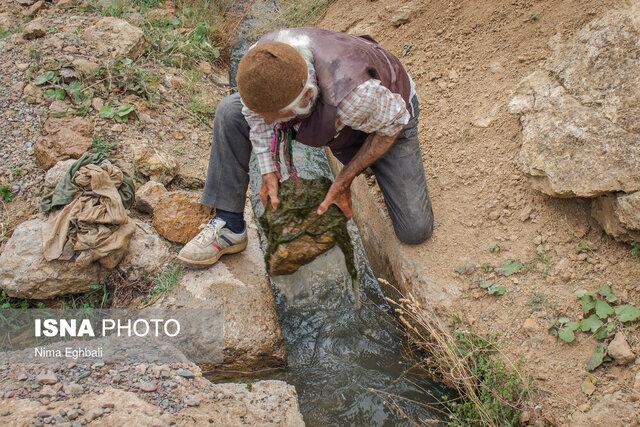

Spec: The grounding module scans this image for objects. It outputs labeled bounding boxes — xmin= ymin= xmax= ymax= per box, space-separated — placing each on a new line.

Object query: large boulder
xmin=82 ymin=17 xmax=147 ymax=59
xmin=152 ymin=191 xmax=212 ymax=244
xmin=33 ymin=116 xmax=93 ymax=170
xmin=155 ymin=209 xmax=286 ymax=371
xmin=0 ymin=219 xmax=101 ymax=299
xmin=509 ymin=9 xmax=640 ymax=198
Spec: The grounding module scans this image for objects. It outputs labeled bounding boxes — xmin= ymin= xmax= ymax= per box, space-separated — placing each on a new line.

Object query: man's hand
xmin=260 ymin=172 xmax=279 ymax=210
xmin=317 ymin=179 xmax=353 ymax=219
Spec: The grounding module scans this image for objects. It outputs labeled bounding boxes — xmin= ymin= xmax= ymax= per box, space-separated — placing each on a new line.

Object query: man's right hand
xmin=259 ymin=172 xmax=280 ymax=210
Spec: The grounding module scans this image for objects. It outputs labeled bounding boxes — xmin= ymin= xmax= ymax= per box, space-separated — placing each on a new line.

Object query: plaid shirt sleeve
xmin=241 ymin=103 xmax=277 ymax=175
xmin=336 ymin=79 xmax=410 ymax=136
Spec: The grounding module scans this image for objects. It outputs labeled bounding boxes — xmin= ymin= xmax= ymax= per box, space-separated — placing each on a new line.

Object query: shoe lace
xmin=193 ymin=221 xmax=223 ymax=246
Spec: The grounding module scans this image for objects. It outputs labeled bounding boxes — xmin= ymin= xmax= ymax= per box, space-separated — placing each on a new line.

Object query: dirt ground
xmin=319 ymin=0 xmax=640 ymax=423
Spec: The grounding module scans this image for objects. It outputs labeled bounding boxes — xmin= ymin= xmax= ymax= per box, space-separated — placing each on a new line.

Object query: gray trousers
xmin=202 ymin=93 xmax=434 ymax=244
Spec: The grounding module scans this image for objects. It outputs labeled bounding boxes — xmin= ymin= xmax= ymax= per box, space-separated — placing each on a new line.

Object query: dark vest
xmin=258 ymin=28 xmax=412 ymax=163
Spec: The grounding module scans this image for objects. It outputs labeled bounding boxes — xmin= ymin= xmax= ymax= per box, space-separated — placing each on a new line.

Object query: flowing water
xmin=246 ymin=145 xmax=449 ymax=426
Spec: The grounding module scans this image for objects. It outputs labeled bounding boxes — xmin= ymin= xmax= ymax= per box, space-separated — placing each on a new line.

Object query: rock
xmin=259 ymin=178 xmax=354 ymax=278
xmin=91 ymin=97 xmax=104 ymax=111
xmin=83 ymin=17 xmax=147 ymax=59
xmin=22 ymin=83 xmax=42 ymax=103
xmin=17 ymin=0 xmax=36 ymax=5
xmin=183 ymin=395 xmax=200 ymax=407
xmin=154 ymin=207 xmax=285 ymax=371
xmin=63 ymin=382 xmax=84 ymax=396
xmin=23 ymin=0 xmax=45 ymax=17
xmin=48 ymin=100 xmax=69 ymax=114
xmin=33 ymin=116 xmax=93 ymax=170
xmin=22 ymin=17 xmax=46 ymax=39
xmin=72 ymin=58 xmax=100 ymax=76
xmin=118 ymin=221 xmax=171 ymax=281
xmin=0 ymin=219 xmax=101 ymax=299
xmin=608 ymin=332 xmax=635 ymax=365
xmin=36 ymin=372 xmax=57 ymax=385
xmin=134 ymin=181 xmax=167 ymax=214
xmin=454 ymin=263 xmax=476 ymax=275
xmin=152 ymin=191 xmax=212 ymax=244
xmin=176 ymin=368 xmax=195 ymax=379
xmin=509 ymin=9 xmax=640 ymax=198
xmin=44 ymin=159 xmax=76 ymax=189
xmin=591 ymin=193 xmax=640 ymax=242
xmin=129 ymin=138 xmax=177 ymax=185
xmin=389 ymin=4 xmax=415 ymax=27
xmin=138 ymin=381 xmax=157 ymax=392
xmin=553 ymin=257 xmax=572 ymax=282
xmin=522 ymin=316 xmax=539 ymax=334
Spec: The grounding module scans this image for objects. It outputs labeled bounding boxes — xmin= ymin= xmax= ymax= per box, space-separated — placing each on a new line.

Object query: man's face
xmin=260 ymin=110 xmax=296 ymax=125
xmin=258 ymin=88 xmax=314 ymax=125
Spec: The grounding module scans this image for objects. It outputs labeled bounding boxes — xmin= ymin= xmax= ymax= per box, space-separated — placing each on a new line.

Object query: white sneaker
xmin=177 ymin=218 xmax=248 ymax=267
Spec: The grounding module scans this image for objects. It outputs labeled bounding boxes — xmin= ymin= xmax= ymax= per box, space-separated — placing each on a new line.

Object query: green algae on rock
xmin=259 ymin=177 xmax=357 ymax=284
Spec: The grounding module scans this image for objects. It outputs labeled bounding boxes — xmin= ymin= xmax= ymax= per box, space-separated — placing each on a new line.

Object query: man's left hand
xmin=317 ymin=179 xmax=353 ymax=219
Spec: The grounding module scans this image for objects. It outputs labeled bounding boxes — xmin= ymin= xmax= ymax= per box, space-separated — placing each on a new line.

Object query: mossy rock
xmin=259 ymin=177 xmax=356 ymax=280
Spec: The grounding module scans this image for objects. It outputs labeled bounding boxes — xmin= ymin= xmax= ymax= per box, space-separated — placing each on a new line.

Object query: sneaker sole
xmin=177 ymin=239 xmax=248 ymax=268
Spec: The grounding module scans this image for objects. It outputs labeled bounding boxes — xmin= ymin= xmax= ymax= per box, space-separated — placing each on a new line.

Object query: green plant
xmin=385 ymin=286 xmax=533 ymax=427
xmin=0 ymin=290 xmax=44 ymax=309
xmin=495 ymin=260 xmax=524 ymax=277
xmin=488 ymin=242 xmax=501 ymax=253
xmin=62 ymin=282 xmax=110 ymax=310
xmin=529 ymin=293 xmax=548 ymax=311
xmin=576 ymin=240 xmax=590 ymax=254
xmin=0 ymin=27 xmax=11 ymax=39
xmin=0 ymin=186 xmax=13 ymax=203
xmin=144 ymin=19 xmax=221 ymax=69
xmin=100 ymin=103 xmax=136 ymax=122
xmin=10 ymin=168 xmax=24 ymax=179
xmin=481 ymin=262 xmax=493 ymax=274
xmin=87 ymin=58 xmax=158 ymax=102
xmin=631 ymin=242 xmax=639 ymax=258
xmin=548 ymin=284 xmax=640 ymax=371
xmin=148 ymin=266 xmax=185 ymax=299
xmin=92 ymin=135 xmax=117 ymax=155
xmin=447 ymin=332 xmax=532 ymax=426
xmin=479 ymin=280 xmax=506 ymax=296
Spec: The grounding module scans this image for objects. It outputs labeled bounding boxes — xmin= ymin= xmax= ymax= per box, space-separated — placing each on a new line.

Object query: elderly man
xmin=177 ymin=28 xmax=434 ymax=267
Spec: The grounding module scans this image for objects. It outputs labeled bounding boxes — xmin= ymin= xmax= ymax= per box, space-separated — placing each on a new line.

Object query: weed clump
xmin=385 ymin=285 xmax=534 ymax=426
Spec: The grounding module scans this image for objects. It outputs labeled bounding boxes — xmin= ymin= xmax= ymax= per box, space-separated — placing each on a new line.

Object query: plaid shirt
xmin=242 ymin=73 xmax=416 ymax=175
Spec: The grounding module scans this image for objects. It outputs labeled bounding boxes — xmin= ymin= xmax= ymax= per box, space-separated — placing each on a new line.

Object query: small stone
xmin=22 ymin=0 xmax=44 ymax=16
xmin=91 ymin=97 xmax=104 ymax=112
xmin=523 ymin=316 xmax=538 ymax=333
xmin=135 ymin=363 xmax=147 ymax=375
xmin=138 ymin=381 xmax=157 ymax=392
xmin=86 ymin=408 xmax=104 ymax=421
xmin=36 ymin=372 xmax=58 ymax=385
xmin=176 ymin=368 xmax=195 ymax=379
xmin=22 ymin=18 xmax=46 ymax=39
xmin=608 ymin=333 xmax=635 ymax=365
xmin=389 ymin=5 xmax=414 ymax=27
xmin=133 ymin=181 xmax=167 ymax=214
xmin=37 ymin=411 xmax=51 ymax=418
xmin=198 ymin=61 xmax=213 ymax=74
xmin=183 ymin=395 xmax=200 ymax=407
xmin=454 ymin=263 xmax=476 ymax=275
xmin=66 ymin=409 xmax=79 ymax=420
xmin=63 ymin=382 xmax=83 ymax=396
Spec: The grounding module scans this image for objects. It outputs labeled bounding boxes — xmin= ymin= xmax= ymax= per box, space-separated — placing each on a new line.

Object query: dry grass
xmin=379 ymin=278 xmax=535 ymax=426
